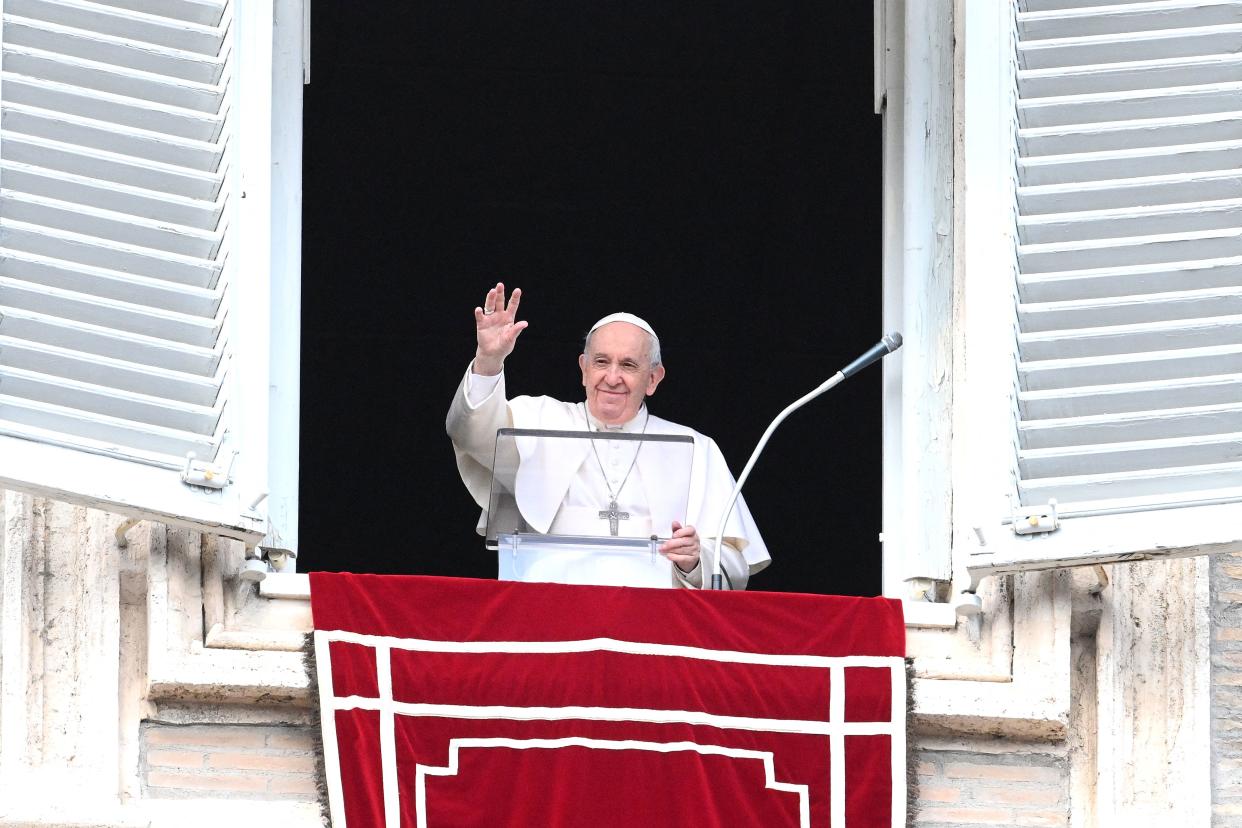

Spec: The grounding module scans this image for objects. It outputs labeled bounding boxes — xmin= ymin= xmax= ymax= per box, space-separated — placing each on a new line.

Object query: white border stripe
xmin=830 ymin=664 xmax=846 ymax=827
xmin=313 ymin=630 xmax=348 ymax=828
xmin=318 ymin=630 xmax=898 ymax=668
xmin=890 ymin=657 xmax=907 ymax=822
xmin=416 ymin=738 xmax=812 ymax=828
xmin=324 ymin=700 xmax=901 ymax=737
xmin=375 ymin=643 xmax=399 ymax=828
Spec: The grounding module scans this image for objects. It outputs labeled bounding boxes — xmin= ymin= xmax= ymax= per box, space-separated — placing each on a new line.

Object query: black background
xmin=299 ymin=3 xmax=883 ymax=595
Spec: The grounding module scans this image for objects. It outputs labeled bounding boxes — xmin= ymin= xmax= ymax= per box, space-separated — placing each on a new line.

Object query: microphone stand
xmin=709 ymin=333 xmax=903 ymax=590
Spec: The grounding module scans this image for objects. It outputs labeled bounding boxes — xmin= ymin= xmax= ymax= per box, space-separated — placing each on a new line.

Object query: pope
xmin=446 ymin=282 xmax=770 ymax=589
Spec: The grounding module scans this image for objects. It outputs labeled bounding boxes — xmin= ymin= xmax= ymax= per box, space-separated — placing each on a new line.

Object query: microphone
xmin=708 ymin=332 xmax=904 ymax=590
xmin=841 ymin=332 xmax=903 ymax=379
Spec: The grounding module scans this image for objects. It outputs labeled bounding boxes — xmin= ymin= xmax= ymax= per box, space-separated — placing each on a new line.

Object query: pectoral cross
xmin=599 ymin=500 xmax=630 ymax=536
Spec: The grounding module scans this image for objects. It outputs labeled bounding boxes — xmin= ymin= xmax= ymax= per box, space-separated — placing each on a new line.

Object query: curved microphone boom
xmin=709 ymin=332 xmax=903 ymax=590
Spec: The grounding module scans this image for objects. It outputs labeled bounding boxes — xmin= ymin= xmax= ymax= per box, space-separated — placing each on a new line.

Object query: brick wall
xmin=912 ymin=746 xmax=1068 ymax=827
xmin=1214 ymin=551 xmax=1242 ymax=827
xmin=141 ymin=723 xmax=320 ymax=801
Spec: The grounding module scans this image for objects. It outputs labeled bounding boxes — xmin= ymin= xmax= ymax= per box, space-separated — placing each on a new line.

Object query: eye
xmin=593 ymin=357 xmax=609 ymax=368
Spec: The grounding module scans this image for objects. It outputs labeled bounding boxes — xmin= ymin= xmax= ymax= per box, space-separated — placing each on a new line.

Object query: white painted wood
xmin=1020 ymin=373 xmax=1242 ymax=418
xmin=0 ymin=247 xmax=224 ymax=315
xmin=1019 ymin=24 xmax=1242 ymax=70
xmin=1019 ymin=170 xmax=1242 ymax=213
xmin=1019 ymin=256 xmax=1242 ymax=302
xmin=3 ymin=42 xmax=224 ymax=111
xmin=1020 ymin=343 xmax=1242 ymax=390
xmin=1019 ymin=52 xmax=1242 ymax=98
xmin=0 ymin=159 xmax=224 ymax=229
xmin=1 ymin=131 xmax=225 ymax=199
xmin=1 ymin=13 xmax=226 ymax=83
xmin=0 ymin=363 xmax=221 ymax=432
xmin=1 ymin=96 xmax=226 ymax=163
xmin=0 ymin=274 xmax=222 ymax=345
xmin=889 ymin=0 xmax=955 ymax=585
xmin=6 ymin=0 xmax=227 ymax=54
xmin=958 ymin=0 xmax=1242 ymax=581
xmin=0 ymin=335 xmax=223 ymax=404
xmin=0 ymin=0 xmax=294 ymax=545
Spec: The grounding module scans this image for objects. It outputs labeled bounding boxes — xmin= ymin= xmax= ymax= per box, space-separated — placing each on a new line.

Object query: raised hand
xmin=473 ymin=282 xmax=528 ymax=376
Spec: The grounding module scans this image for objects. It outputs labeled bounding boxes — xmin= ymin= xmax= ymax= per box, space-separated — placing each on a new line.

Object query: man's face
xmin=579 ymin=322 xmax=665 ymax=425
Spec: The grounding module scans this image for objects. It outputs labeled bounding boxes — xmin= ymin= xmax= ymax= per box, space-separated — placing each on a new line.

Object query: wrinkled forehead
xmin=586 ymin=322 xmax=653 ymax=357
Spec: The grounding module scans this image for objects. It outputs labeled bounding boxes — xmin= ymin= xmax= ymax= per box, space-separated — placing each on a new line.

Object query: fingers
xmin=506 ymin=287 xmax=522 ymax=317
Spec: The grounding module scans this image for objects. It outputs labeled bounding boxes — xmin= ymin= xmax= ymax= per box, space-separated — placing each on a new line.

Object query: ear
xmin=578 ymin=353 xmax=587 ymax=386
xmin=645 ymin=363 xmax=666 ymax=396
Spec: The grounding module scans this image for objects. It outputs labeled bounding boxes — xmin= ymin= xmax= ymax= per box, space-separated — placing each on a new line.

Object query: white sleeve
xmin=466 ymin=367 xmax=503 ymax=408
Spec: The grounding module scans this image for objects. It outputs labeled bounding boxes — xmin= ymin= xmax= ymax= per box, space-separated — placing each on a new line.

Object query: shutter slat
xmin=0 ymin=190 xmax=221 ymax=257
xmin=1019 ymin=2 xmax=1242 ymax=41
xmin=0 ymin=159 xmax=223 ymax=229
xmin=1018 ymin=462 xmax=1242 ymax=503
xmin=0 ymin=336 xmax=221 ymax=406
xmin=0 ymin=305 xmax=221 ymax=375
xmin=1019 ymin=53 xmax=1242 ymax=98
xmin=1020 ymin=257 xmax=1242 ymax=302
xmin=6 ymin=0 xmax=226 ymax=54
xmin=1 ymin=132 xmax=223 ymax=199
xmin=1019 ymin=431 xmax=1242 ymax=477
xmin=1020 ymin=140 xmax=1242 ymax=186
xmin=1019 ymin=24 xmax=1242 ymax=70
xmin=0 ymin=248 xmax=222 ymax=317
xmin=1018 ymin=227 xmax=1242 ymax=273
xmin=0 ymin=363 xmax=220 ymax=433
xmin=1019 ymin=171 xmax=1242 ymax=214
xmin=1019 ymin=198 xmax=1242 ymax=244
xmin=1020 ymin=315 xmax=1242 ymax=360
xmin=2 ymin=14 xmax=225 ymax=83
xmin=0 ymin=218 xmax=222 ymax=287
xmin=2 ymin=94 xmax=224 ymax=160
xmin=0 ymin=275 xmax=221 ymax=347
xmin=1020 ymin=373 xmax=1242 ymax=419
xmin=1020 ymin=344 xmax=1242 ymax=391
xmin=88 ymin=0 xmax=227 ymax=28
xmin=0 ymin=393 xmax=217 ymax=457
xmin=1021 ymin=113 xmax=1242 ymax=156
xmin=3 ymin=44 xmax=223 ymax=112
xmin=1020 ymin=286 xmax=1242 ymax=331
xmin=1020 ymin=83 xmax=1242 ymax=128
xmin=1020 ymin=402 xmax=1242 ymax=449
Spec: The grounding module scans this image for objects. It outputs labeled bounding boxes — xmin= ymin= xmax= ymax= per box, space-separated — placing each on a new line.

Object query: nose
xmin=604 ymin=363 xmax=623 ymax=384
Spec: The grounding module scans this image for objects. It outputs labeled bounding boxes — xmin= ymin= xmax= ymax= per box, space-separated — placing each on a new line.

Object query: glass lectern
xmin=486 ymin=427 xmax=694 ymax=587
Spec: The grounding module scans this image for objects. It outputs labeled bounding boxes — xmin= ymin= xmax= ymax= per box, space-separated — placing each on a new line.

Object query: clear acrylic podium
xmin=486 ymin=427 xmax=694 ymax=588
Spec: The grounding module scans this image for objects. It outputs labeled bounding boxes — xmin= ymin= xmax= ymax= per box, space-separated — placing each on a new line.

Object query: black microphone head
xmin=883 ymin=332 xmax=903 ymax=353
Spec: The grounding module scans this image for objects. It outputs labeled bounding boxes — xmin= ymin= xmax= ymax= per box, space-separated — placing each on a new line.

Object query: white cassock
xmin=446 ymin=364 xmax=771 ymax=589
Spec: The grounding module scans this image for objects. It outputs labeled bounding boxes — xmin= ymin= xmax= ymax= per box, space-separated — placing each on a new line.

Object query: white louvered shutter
xmin=967 ymin=0 xmax=1242 ymax=579
xmin=0 ymin=0 xmax=295 ymax=546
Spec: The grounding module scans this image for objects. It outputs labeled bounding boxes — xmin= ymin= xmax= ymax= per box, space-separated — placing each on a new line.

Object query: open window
xmin=0 ymin=0 xmax=300 ymax=555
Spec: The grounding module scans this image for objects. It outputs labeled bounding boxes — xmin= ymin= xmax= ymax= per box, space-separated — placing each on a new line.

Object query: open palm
xmin=473 ymin=282 xmax=528 ymax=375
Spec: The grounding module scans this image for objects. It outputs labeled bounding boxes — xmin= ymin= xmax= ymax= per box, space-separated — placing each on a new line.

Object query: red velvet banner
xmin=310 ymin=574 xmax=906 ymax=827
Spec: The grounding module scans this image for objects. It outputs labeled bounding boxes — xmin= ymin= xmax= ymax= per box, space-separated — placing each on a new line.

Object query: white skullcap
xmin=588 ymin=312 xmax=659 ymax=341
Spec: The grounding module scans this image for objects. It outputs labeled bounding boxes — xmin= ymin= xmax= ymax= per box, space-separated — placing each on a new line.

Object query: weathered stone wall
xmin=0 ymin=490 xmax=319 ymax=827
xmin=1212 ymin=551 xmax=1242 ymax=826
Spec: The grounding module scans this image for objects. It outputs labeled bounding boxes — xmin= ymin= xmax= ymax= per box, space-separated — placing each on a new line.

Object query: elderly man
xmin=447 ymin=282 xmax=769 ymax=589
